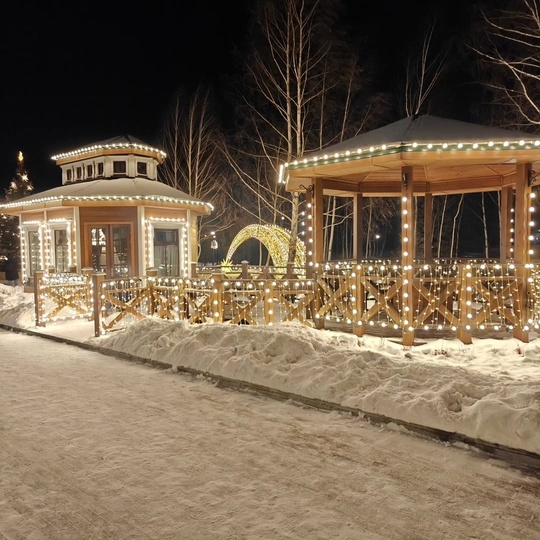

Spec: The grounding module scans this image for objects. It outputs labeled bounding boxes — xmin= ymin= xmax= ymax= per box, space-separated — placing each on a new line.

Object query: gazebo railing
xmin=311 ymin=261 xmax=533 ymax=337
xmin=94 ymin=275 xmax=150 ymax=335
xmin=34 ymin=269 xmax=93 ymax=326
xmin=146 ymin=274 xmax=317 ymax=328
xmin=34 ymin=261 xmax=539 ymax=343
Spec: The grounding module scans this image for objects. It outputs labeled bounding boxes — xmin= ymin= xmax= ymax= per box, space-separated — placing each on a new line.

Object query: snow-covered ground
xmin=1 ymin=283 xmax=539 ymax=456
xmin=2 ymin=327 xmax=540 ymax=540
xmin=1 ymin=283 xmax=540 ymax=539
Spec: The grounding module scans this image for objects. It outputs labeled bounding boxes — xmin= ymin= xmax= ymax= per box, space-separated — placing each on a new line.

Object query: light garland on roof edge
xmin=51 ymin=142 xmax=167 ymax=161
xmin=280 ymin=139 xmax=540 ymax=179
xmin=1 ymin=194 xmax=213 ymax=211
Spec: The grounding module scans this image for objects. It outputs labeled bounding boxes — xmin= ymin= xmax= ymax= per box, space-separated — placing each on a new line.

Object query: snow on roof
xmin=51 ymin=134 xmax=166 ymax=161
xmin=0 ymin=178 xmax=213 ymax=212
xmin=305 ymin=115 xmax=539 ymax=158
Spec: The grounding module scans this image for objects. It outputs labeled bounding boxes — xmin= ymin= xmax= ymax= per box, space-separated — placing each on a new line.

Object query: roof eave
xmin=285 ymin=146 xmax=540 ymax=192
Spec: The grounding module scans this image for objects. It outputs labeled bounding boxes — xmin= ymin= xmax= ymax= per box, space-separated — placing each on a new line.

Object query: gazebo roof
xmin=51 ymin=134 xmax=167 ymax=164
xmin=0 ymin=178 xmax=212 ymax=214
xmin=285 ymin=115 xmax=540 ymax=196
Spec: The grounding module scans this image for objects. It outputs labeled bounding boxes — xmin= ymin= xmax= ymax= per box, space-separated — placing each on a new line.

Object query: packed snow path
xmin=1 ymin=330 xmax=539 ymax=540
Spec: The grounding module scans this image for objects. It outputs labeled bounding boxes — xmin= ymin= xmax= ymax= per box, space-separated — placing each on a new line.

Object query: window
xmin=137 ymin=161 xmax=147 ymax=176
xmin=113 ymin=161 xmax=126 ymax=175
xmin=66 ymin=170 xmax=72 ymax=182
xmin=153 ymin=228 xmax=179 ymax=276
xmin=54 ymin=230 xmax=69 ymax=272
xmin=53 ymin=230 xmax=69 ymax=272
xmin=76 ymin=167 xmax=82 ymax=180
xmin=27 ymin=230 xmax=40 ymax=276
xmin=86 ymin=164 xmax=93 ymax=178
xmin=97 ymin=162 xmax=104 ymax=176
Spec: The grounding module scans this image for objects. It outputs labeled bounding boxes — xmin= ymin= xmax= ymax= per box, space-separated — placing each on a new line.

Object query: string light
xmin=1 ymin=194 xmax=214 ymax=212
xmin=226 ymin=224 xmax=306 ymax=273
xmin=283 ymin=139 xmax=540 ymax=172
xmin=51 ymin=142 xmax=167 ymax=161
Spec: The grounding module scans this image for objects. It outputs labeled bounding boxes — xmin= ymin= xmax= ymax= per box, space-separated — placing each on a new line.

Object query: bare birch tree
xmin=470 ymin=0 xmax=540 ymax=128
xmin=226 ymin=0 xmax=331 ymax=264
xmin=160 ymin=86 xmax=233 ymax=257
xmin=450 ymin=194 xmax=465 ymax=258
xmin=404 ymin=22 xmax=448 ymax=117
xmin=224 ymin=0 xmax=391 ymax=263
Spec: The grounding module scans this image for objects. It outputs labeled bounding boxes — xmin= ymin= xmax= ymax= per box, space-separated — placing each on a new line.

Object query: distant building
xmin=0 ymin=135 xmax=212 ymax=281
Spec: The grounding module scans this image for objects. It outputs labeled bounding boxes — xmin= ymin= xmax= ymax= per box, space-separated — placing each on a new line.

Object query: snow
xmin=1 ymin=282 xmax=540 ymax=539
xmin=1 ymin=283 xmax=540 ymax=456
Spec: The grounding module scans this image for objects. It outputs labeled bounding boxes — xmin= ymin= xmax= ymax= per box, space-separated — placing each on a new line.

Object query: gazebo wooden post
xmin=304 ymin=186 xmax=314 ymax=275
xmin=457 ymin=264 xmax=473 ymax=345
xmin=513 ymin=163 xmax=532 ymax=343
xmin=500 ymin=186 xmax=513 ymax=262
xmin=312 ymin=179 xmax=324 ymax=268
xmin=304 ymin=186 xmax=321 ymax=328
xmin=353 ymin=267 xmax=366 ymax=337
xmin=34 ymin=270 xmax=45 ymax=327
xmin=401 ymin=166 xmax=415 ymax=346
xmin=312 ymin=180 xmax=325 ymax=330
xmin=424 ymin=193 xmax=433 ymax=261
xmin=353 ymin=193 xmax=364 ymax=261
xmin=92 ymin=272 xmax=106 ymax=337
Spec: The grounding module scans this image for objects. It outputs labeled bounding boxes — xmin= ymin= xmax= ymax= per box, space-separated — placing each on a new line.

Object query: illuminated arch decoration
xmin=226 ymin=224 xmax=306 ymax=269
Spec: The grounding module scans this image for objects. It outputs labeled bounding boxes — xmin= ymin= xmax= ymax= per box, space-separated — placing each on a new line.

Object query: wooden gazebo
xmin=1 ymin=136 xmax=212 ymax=283
xmin=284 ymin=115 xmax=540 ymax=345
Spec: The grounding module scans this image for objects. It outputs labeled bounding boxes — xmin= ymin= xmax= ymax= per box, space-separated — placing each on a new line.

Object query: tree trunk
xmin=450 ymin=194 xmax=464 ymax=258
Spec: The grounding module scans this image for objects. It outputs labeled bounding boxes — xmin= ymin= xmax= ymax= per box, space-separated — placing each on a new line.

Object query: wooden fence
xmin=33 ymin=260 xmax=540 ymax=344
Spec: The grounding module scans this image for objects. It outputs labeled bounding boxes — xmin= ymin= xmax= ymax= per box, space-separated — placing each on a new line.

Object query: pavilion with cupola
xmin=283 ymin=115 xmax=540 ymax=345
xmin=1 ymin=135 xmax=212 ymax=282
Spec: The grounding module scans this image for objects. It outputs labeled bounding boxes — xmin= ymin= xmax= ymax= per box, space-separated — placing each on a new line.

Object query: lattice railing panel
xmin=35 ymin=272 xmax=93 ymax=326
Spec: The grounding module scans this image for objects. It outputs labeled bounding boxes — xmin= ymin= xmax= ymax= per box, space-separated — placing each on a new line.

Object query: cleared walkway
xmin=1 ymin=329 xmax=539 ymax=540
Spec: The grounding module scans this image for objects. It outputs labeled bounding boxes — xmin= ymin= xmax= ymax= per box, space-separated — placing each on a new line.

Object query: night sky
xmin=1 ymin=0 xmax=491 ymax=193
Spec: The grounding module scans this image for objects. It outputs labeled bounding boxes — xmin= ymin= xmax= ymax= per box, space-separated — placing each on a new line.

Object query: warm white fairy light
xmin=42 ymin=224 xmax=51 ymax=269
xmin=283 ymin=138 xmax=540 ymax=172
xmin=20 ymin=227 xmax=27 ymax=283
xmin=1 ymin=194 xmax=213 ymax=211
xmin=36 ymin=272 xmax=93 ymax=325
xmin=38 ymin=225 xmax=45 ymax=271
xmin=182 ymin=226 xmax=189 ymax=278
xmin=34 ymin=254 xmax=540 ymax=339
xmin=145 ymin=220 xmax=152 ymax=269
xmin=51 ymin=142 xmax=167 ymax=161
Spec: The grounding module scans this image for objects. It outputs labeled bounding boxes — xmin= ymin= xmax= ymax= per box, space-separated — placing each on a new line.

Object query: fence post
xmin=92 ymin=272 xmax=106 ymax=337
xmin=304 ymin=273 xmax=316 ymax=325
xmin=313 ymin=270 xmax=324 ymax=330
xmin=34 ymin=270 xmax=45 ymax=327
xmin=457 ymin=264 xmax=473 ymax=345
xmin=286 ymin=262 xmax=295 ymax=279
xmin=146 ymin=267 xmax=158 ymax=316
xmin=69 ymin=265 xmax=78 ymax=273
xmin=353 ymin=266 xmax=366 ymax=337
xmin=176 ymin=279 xmax=187 ymax=320
xmin=82 ymin=267 xmax=93 ymax=320
xmin=241 ymin=260 xmax=249 ymax=279
xmin=191 ymin=262 xmax=198 ymax=279
xmin=514 ymin=263 xmax=531 ymax=343
xmin=212 ymin=272 xmax=224 ymax=323
xmin=264 ymin=280 xmax=275 ymax=325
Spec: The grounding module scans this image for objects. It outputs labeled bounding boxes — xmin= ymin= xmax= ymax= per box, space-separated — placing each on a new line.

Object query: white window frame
xmin=21 ymin=224 xmax=42 ymax=280
xmin=147 ymin=219 xmax=188 ymax=278
xmin=50 ymin=223 xmax=72 ymax=272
